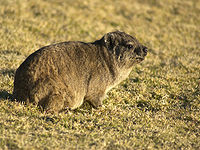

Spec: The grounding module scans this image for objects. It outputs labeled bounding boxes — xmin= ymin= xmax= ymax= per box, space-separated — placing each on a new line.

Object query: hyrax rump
xmin=13 ymin=31 xmax=148 ymax=113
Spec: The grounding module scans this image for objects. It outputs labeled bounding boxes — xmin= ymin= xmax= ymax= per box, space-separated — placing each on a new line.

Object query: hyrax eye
xmin=126 ymin=44 xmax=133 ymax=49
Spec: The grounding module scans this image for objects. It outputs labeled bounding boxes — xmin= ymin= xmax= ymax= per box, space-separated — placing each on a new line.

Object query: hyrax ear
xmin=103 ymin=33 xmax=115 ymax=51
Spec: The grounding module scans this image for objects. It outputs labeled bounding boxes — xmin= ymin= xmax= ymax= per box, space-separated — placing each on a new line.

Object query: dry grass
xmin=0 ymin=0 xmax=200 ymax=149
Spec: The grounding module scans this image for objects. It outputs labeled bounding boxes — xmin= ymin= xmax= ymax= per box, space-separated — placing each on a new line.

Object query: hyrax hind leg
xmin=42 ymin=93 xmax=75 ymax=113
xmin=34 ymin=78 xmax=82 ymax=113
xmin=44 ymin=93 xmax=65 ymax=113
xmin=41 ymin=90 xmax=85 ymax=113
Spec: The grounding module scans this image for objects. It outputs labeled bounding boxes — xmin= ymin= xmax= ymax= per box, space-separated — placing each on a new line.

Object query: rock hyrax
xmin=13 ymin=31 xmax=148 ymax=113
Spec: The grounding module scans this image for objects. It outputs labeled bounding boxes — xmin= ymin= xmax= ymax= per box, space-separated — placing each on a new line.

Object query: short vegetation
xmin=0 ymin=0 xmax=199 ymax=149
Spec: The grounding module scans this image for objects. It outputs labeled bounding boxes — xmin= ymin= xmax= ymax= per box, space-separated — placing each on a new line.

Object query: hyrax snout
xmin=13 ymin=31 xmax=147 ymax=113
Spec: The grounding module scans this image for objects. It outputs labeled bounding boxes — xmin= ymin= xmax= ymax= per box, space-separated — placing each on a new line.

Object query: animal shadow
xmin=0 ymin=68 xmax=15 ymax=101
xmin=0 ymin=90 xmax=13 ymax=101
xmin=0 ymin=69 xmax=15 ymax=77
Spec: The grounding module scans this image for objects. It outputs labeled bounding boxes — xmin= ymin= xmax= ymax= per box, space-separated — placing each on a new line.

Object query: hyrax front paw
xmin=88 ymin=98 xmax=103 ymax=109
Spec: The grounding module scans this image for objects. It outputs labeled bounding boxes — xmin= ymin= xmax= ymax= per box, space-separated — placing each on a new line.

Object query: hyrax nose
xmin=134 ymin=46 xmax=148 ymax=56
xmin=134 ymin=47 xmax=142 ymax=56
xmin=143 ymin=46 xmax=148 ymax=56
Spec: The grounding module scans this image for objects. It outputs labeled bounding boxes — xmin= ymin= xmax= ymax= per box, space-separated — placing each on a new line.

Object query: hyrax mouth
xmin=136 ymin=57 xmax=144 ymax=61
xmin=135 ymin=57 xmax=144 ymax=62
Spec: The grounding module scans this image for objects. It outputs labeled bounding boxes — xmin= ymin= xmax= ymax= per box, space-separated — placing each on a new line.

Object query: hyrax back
xmin=13 ymin=31 xmax=147 ymax=113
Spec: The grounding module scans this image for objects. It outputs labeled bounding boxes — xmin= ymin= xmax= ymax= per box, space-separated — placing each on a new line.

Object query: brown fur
xmin=13 ymin=31 xmax=148 ymax=113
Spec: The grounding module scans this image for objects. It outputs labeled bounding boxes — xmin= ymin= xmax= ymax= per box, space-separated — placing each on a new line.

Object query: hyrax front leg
xmin=86 ymin=93 xmax=106 ymax=108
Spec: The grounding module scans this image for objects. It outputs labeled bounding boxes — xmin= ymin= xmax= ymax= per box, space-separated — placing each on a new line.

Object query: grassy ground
xmin=0 ymin=0 xmax=200 ymax=149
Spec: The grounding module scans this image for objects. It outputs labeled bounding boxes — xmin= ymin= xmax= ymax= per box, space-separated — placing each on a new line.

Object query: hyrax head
xmin=102 ymin=31 xmax=148 ymax=68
